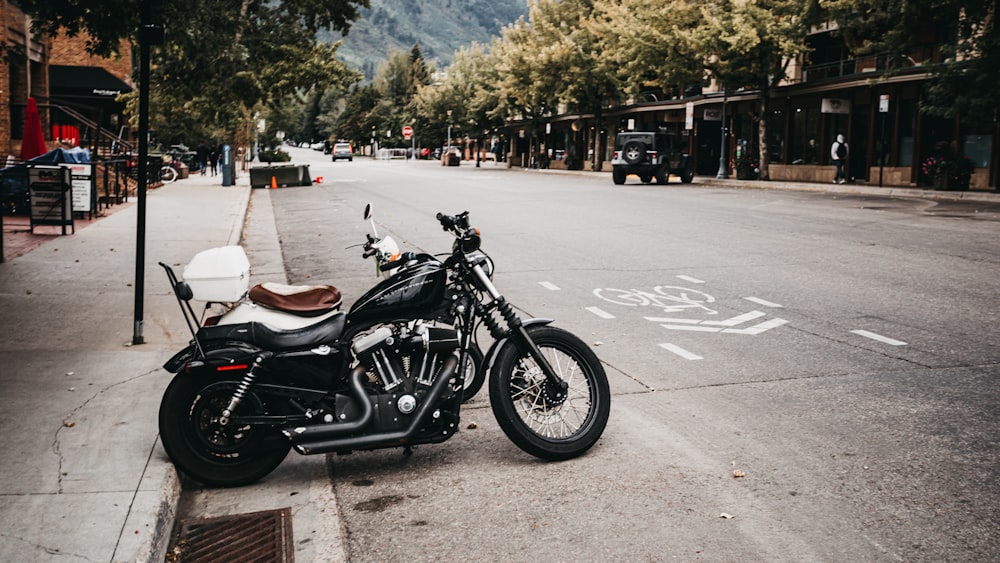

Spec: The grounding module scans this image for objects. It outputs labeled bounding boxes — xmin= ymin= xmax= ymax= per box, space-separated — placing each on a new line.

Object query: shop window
xmin=791 ymin=107 xmax=821 ymax=164
xmin=767 ymin=109 xmax=785 ymax=163
xmin=963 ymin=135 xmax=991 ymax=168
xmin=897 ymin=99 xmax=915 ymax=166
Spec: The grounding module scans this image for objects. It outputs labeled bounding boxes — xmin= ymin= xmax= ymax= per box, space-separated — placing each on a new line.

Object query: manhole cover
xmin=166 ymin=507 xmax=294 ymax=562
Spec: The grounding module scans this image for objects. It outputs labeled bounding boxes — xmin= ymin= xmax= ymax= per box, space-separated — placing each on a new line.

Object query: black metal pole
xmin=132 ymin=7 xmax=154 ymax=345
xmin=716 ymin=89 xmax=729 ymax=179
xmin=879 ymin=110 xmax=886 ymax=188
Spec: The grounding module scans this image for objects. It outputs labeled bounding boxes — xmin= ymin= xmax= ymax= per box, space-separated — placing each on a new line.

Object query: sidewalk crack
xmin=52 ymin=366 xmax=160 ymax=493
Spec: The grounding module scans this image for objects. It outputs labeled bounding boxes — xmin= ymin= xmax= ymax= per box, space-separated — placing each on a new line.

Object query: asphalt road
xmin=238 ymin=148 xmax=1000 ymax=561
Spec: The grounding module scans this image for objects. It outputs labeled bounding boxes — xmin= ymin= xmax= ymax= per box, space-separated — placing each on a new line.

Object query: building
xmin=506 ymin=20 xmax=997 ymax=191
xmin=1 ymin=1 xmax=133 ymax=160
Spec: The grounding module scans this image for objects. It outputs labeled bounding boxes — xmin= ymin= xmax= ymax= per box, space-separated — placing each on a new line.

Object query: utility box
xmin=183 ymin=245 xmax=250 ymax=302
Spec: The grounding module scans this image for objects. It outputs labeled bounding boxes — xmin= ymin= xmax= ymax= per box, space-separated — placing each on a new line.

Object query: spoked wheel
xmin=489 ymin=326 xmax=610 ymax=460
xmin=460 ymin=344 xmax=486 ymax=403
xmin=160 ymin=165 xmax=178 ymax=183
xmin=159 ymin=375 xmax=290 ymax=487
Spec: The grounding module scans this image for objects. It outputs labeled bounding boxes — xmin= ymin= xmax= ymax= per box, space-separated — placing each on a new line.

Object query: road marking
xmin=723 ymin=317 xmax=789 ymax=335
xmin=659 ymin=343 xmax=703 ymax=360
xmin=851 ymin=330 xmax=907 ymax=346
xmin=676 ymin=275 xmax=705 ymax=284
xmin=586 ymin=306 xmax=616 ymax=319
xmin=645 ymin=311 xmax=786 ymax=335
xmin=744 ymin=296 xmax=783 ymax=308
xmin=702 ymin=311 xmax=767 ymax=327
xmin=539 ymin=281 xmax=560 ymax=291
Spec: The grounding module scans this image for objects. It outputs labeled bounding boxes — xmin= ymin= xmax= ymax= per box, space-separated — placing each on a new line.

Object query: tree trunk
xmin=757 ymin=92 xmax=770 ymax=181
xmin=592 ymin=105 xmax=603 ymax=171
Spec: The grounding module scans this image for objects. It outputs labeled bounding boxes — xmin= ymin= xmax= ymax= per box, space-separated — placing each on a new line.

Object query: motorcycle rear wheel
xmin=489 ymin=326 xmax=610 ymax=461
xmin=159 ymin=375 xmax=290 ymax=487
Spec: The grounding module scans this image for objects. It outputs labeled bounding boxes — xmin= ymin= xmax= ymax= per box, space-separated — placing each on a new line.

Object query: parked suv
xmin=611 ymin=130 xmax=694 ymax=185
xmin=331 ymin=142 xmax=353 ymax=162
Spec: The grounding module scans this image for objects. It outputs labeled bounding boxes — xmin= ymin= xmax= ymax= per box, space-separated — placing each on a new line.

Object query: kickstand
xmin=402 ymin=446 xmax=415 ymax=457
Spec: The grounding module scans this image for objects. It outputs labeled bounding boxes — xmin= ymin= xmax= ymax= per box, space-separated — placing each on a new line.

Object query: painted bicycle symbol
xmin=592 ymin=286 xmax=718 ymax=315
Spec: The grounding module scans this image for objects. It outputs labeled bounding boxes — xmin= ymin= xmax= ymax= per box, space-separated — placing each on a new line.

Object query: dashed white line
xmin=539 ymin=281 xmax=560 ymax=291
xmin=744 ymin=296 xmax=783 ymax=308
xmin=659 ymin=343 xmax=703 ymax=360
xmin=851 ymin=330 xmax=907 ymax=346
xmin=676 ymin=275 xmax=705 ymax=284
xmin=586 ymin=306 xmax=616 ymax=319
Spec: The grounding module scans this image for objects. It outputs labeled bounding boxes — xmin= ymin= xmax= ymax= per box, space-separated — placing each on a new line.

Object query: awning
xmin=49 ymin=65 xmax=133 ymax=100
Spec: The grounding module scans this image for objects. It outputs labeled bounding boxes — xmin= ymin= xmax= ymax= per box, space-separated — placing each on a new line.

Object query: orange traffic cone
xmin=270 ymin=176 xmax=278 ymax=189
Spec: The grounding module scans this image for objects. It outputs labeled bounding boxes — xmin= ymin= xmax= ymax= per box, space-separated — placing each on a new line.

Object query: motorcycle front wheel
xmin=489 ymin=326 xmax=610 ymax=460
xmin=158 ymin=375 xmax=290 ymax=487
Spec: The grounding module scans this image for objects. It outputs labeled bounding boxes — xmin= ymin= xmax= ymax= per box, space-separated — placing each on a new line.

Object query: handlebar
xmin=436 ymin=211 xmax=470 ymax=233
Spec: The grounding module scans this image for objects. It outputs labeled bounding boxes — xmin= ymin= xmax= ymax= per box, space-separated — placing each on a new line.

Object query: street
xmin=184 ymin=147 xmax=1000 ymax=562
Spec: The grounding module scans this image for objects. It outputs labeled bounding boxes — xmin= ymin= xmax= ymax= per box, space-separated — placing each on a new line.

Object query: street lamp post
xmin=716 ymin=88 xmax=729 ymax=180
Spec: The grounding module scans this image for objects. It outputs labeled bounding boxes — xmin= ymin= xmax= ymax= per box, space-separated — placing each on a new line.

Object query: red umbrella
xmin=20 ymin=97 xmax=48 ymax=161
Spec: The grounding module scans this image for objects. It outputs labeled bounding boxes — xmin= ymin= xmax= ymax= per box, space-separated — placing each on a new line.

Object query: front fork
xmin=470 ymin=265 xmax=568 ymax=400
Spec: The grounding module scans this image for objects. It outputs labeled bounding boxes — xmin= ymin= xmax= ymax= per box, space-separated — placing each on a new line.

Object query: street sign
xmin=879 ymin=94 xmax=890 ymax=113
xmin=402 ymin=125 xmax=414 ymax=140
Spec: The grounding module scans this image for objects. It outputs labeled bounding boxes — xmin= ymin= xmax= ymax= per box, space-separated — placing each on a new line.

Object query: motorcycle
xmin=157 ymin=206 xmax=611 ymax=487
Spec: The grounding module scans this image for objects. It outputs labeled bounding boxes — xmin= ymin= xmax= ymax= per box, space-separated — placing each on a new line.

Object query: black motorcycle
xmin=158 ymin=206 xmax=611 ymax=487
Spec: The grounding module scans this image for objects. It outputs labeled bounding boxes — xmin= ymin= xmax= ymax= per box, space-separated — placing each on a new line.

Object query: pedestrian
xmin=831 ymin=133 xmax=848 ymax=184
xmin=209 ymin=149 xmax=218 ymax=176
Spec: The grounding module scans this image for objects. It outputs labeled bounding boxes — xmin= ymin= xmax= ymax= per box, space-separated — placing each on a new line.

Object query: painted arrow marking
xmin=645 ymin=311 xmax=788 ymax=335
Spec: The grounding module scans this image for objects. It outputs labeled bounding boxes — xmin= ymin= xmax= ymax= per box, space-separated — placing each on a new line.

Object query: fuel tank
xmin=348 ymin=260 xmax=447 ymax=325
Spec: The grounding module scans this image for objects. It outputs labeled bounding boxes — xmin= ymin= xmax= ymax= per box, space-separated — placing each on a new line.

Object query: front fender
xmin=483 ymin=318 xmax=553 ymax=374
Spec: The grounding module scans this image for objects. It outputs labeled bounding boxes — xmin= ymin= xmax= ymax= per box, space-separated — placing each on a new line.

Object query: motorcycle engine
xmin=349 ymin=322 xmax=461 ymax=427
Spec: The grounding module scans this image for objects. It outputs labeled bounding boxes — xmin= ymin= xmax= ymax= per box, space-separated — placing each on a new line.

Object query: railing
xmin=802 ymin=53 xmax=889 ymax=82
xmin=8 ymin=101 xmax=133 ymax=159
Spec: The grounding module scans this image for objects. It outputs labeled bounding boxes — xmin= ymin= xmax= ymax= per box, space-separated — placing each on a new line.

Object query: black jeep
xmin=611 ymin=130 xmax=694 ymax=185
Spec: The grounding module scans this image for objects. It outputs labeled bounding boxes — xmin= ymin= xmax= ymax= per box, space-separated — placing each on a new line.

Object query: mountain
xmin=323 ymin=0 xmax=529 ymax=79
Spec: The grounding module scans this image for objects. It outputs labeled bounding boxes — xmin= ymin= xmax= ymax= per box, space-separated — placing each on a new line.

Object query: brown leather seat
xmin=248 ymin=282 xmax=342 ymax=316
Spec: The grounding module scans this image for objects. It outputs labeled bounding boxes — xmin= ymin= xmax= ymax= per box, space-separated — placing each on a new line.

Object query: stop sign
xmin=402 ymin=125 xmax=414 ymax=140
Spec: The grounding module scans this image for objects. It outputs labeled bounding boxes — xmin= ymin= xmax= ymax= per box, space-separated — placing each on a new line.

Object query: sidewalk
xmin=0 ymin=170 xmax=250 ymax=562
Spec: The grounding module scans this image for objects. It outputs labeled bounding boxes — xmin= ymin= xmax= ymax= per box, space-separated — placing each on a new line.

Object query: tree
xmin=592 ymin=0 xmax=705 ymax=101
xmin=525 ymin=0 xmax=624 ymax=170
xmin=825 ymin=0 xmax=1000 ymax=121
xmin=697 ymin=0 xmax=818 ymax=179
xmin=17 ymin=0 xmax=366 ymax=150
xmin=18 ymin=0 xmax=368 ymax=58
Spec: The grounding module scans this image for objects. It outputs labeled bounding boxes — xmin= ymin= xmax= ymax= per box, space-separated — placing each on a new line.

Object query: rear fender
xmin=483 ymin=318 xmax=553 ymax=373
xmin=162 ymin=341 xmax=261 ymax=374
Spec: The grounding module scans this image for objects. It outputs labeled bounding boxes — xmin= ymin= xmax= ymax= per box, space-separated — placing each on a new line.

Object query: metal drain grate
xmin=166 ymin=507 xmax=294 ymax=563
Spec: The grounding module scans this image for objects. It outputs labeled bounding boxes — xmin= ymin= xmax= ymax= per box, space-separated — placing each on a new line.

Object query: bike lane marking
xmin=659 ymin=343 xmax=703 ymax=361
xmin=850 ymin=329 xmax=907 ymax=346
xmin=539 ymin=281 xmax=560 ymax=291
xmin=676 ymin=275 xmax=705 ymax=284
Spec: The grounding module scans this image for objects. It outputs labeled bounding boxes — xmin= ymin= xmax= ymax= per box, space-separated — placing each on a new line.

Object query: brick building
xmin=1 ymin=1 xmax=133 ymax=160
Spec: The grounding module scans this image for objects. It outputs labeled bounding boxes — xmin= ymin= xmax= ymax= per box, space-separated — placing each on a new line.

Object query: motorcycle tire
xmin=158 ymin=375 xmax=291 ymax=487
xmin=489 ymin=325 xmax=610 ymax=461
xmin=160 ymin=165 xmax=178 ymax=183
xmin=460 ymin=344 xmax=486 ymax=403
